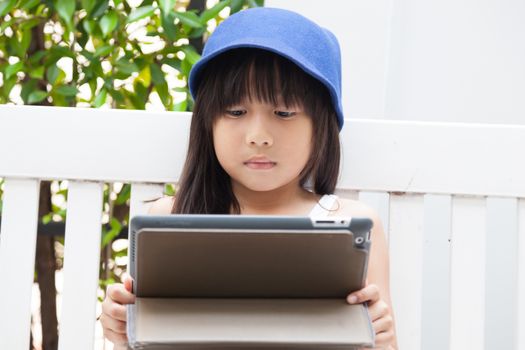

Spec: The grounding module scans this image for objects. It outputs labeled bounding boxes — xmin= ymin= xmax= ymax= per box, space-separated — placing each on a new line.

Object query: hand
xmin=100 ymin=273 xmax=135 ymax=347
xmin=347 ymin=283 xmax=396 ymax=349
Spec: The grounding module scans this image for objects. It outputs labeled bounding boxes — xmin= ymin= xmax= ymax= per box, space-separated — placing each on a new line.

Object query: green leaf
xmin=246 ymin=0 xmax=262 ymax=7
xmin=46 ymin=64 xmax=65 ymax=85
xmin=149 ymin=63 xmax=165 ymax=85
xmin=42 ymin=213 xmax=53 ymax=225
xmin=114 ymin=184 xmax=130 ymax=205
xmin=115 ymin=58 xmax=139 ymax=75
xmin=20 ymin=18 xmax=41 ymax=31
xmin=200 ymin=0 xmax=230 ymax=24
xmin=29 ymin=65 xmax=45 ymax=79
xmin=174 ymin=11 xmax=203 ymax=29
xmin=164 ymin=183 xmax=175 ymax=196
xmin=172 ymin=99 xmax=187 ymax=112
xmin=19 ymin=29 xmax=32 ymax=57
xmin=100 ymin=10 xmax=118 ymax=37
xmin=187 ymin=26 xmax=206 ymax=39
xmin=108 ymin=88 xmax=124 ymax=103
xmin=126 ymin=5 xmax=155 ymax=24
xmin=34 ymin=3 xmax=46 ymax=15
xmin=159 ymin=0 xmax=175 ymax=14
xmin=21 ymin=79 xmax=38 ymax=103
xmin=82 ymin=19 xmax=97 ymax=35
xmin=94 ymin=88 xmax=107 ymax=107
xmin=29 ymin=50 xmax=46 ymax=65
xmin=20 ymin=0 xmax=41 ymax=10
xmin=93 ymin=44 xmax=112 ymax=57
xmin=155 ymin=82 xmax=170 ymax=107
xmin=133 ymin=80 xmax=148 ymax=103
xmin=90 ymin=0 xmax=108 ymax=18
xmin=180 ymin=56 xmax=191 ymax=77
xmin=2 ymin=76 xmax=17 ymax=96
xmin=230 ymin=0 xmax=243 ymax=13
xmin=46 ymin=46 xmax=75 ymax=64
xmin=0 ymin=0 xmax=16 ymax=17
xmin=161 ymin=12 xmax=177 ymax=41
xmin=0 ymin=17 xmax=15 ymax=32
xmin=162 ymin=57 xmax=181 ymax=71
xmin=180 ymin=46 xmax=200 ymax=65
xmin=55 ymin=0 xmax=75 ymax=26
xmin=136 ymin=65 xmax=151 ymax=87
xmin=81 ymin=0 xmax=96 ymax=14
xmin=102 ymin=218 xmax=122 ymax=247
xmin=5 ymin=61 xmax=24 ymax=80
xmin=27 ymin=90 xmax=48 ymax=104
xmin=54 ymin=85 xmax=78 ymax=97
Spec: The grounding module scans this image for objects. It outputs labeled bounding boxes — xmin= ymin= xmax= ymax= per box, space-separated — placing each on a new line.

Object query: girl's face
xmin=213 ymin=98 xmax=313 ymax=193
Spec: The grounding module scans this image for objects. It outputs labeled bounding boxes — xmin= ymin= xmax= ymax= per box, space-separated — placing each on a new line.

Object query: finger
xmin=107 ymin=284 xmax=136 ymax=305
xmin=121 ymin=272 xmax=129 ymax=282
xmin=368 ymin=300 xmax=390 ymax=322
xmin=102 ymin=296 xmax=128 ymax=322
xmin=99 ymin=313 xmax=127 ymax=334
xmin=123 ymin=275 xmax=134 ymax=293
xmin=374 ymin=330 xmax=395 ymax=348
xmin=372 ymin=314 xmax=393 ymax=334
xmin=347 ymin=284 xmax=380 ymax=304
xmin=103 ymin=326 xmax=128 ymax=346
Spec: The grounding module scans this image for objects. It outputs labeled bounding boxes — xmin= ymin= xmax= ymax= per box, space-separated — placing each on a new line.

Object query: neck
xmin=231 ymin=180 xmax=319 ymax=215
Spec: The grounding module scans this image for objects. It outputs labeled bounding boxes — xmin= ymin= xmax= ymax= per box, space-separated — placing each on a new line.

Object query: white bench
xmin=0 ymin=105 xmax=524 ymax=350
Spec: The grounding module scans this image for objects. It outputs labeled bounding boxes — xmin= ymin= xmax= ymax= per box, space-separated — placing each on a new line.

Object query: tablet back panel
xmin=129 ymin=215 xmax=372 ymax=298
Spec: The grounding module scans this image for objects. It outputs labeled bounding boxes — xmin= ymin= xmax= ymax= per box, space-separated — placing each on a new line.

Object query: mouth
xmin=244 ymin=156 xmax=277 ymax=170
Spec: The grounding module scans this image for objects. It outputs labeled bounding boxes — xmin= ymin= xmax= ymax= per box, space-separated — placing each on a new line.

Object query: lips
xmin=244 ymin=156 xmax=276 ymax=169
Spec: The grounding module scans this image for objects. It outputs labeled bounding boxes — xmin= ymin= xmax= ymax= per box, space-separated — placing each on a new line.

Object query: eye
xmin=225 ymin=109 xmax=246 ymax=118
xmin=274 ymin=110 xmax=296 ymax=118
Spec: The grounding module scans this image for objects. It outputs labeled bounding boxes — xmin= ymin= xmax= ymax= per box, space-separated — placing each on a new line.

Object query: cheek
xmin=212 ymin=120 xmax=237 ymax=165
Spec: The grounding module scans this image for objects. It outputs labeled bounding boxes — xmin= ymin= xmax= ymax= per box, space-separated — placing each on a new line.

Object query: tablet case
xmin=127 ymin=215 xmax=374 ymax=349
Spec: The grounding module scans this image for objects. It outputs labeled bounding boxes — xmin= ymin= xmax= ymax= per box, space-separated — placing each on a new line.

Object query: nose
xmin=245 ymin=115 xmax=273 ymax=147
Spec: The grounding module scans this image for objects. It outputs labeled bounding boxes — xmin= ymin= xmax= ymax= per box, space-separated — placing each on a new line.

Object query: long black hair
xmin=173 ymin=48 xmax=340 ymax=214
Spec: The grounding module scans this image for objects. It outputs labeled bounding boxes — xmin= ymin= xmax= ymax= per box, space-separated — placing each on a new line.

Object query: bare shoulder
xmin=147 ymin=196 xmax=175 ymax=215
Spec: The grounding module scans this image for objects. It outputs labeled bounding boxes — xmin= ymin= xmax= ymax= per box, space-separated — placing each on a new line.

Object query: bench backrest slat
xmin=0 ymin=178 xmax=41 ymax=350
xmin=57 ymin=181 xmax=104 ymax=350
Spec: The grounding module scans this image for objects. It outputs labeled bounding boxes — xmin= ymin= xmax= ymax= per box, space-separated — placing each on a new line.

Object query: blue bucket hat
xmin=188 ymin=7 xmax=344 ymax=130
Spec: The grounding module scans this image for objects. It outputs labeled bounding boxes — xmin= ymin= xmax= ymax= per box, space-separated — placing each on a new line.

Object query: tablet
xmin=128 ymin=215 xmax=373 ymax=298
xmin=127 ymin=214 xmax=375 ymax=349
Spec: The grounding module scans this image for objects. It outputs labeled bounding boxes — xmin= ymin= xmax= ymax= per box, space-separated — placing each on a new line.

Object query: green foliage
xmin=0 ymin=0 xmax=264 ymax=294
xmin=0 ymin=0 xmax=263 ymax=108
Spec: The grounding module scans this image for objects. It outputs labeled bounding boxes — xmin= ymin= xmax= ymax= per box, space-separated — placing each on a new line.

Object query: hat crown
xmin=189 ymin=7 xmax=344 ymax=129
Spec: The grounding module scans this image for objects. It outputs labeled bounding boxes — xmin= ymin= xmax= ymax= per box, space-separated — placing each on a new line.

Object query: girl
xmin=101 ymin=7 xmax=397 ymax=349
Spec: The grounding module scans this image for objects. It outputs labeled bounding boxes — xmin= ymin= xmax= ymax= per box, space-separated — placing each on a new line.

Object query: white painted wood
xmin=388 ymin=194 xmax=424 ymax=350
xmin=58 ymin=181 xmax=104 ymax=350
xmin=2 ymin=106 xmax=525 ymax=199
xmin=485 ymin=197 xmax=518 ymax=349
xmin=518 ymin=199 xmax=525 ymax=350
xmin=339 ymin=119 xmax=525 ymax=198
xmin=0 ymin=179 xmax=40 ymax=350
xmin=0 ymin=105 xmax=191 ymax=183
xmin=358 ymin=191 xmax=390 ymax=240
xmin=421 ymin=194 xmax=451 ymax=350
xmin=129 ymin=183 xmax=166 ymax=220
xmin=449 ymin=197 xmax=486 ymax=350
xmin=385 ymin=0 xmax=525 ymax=125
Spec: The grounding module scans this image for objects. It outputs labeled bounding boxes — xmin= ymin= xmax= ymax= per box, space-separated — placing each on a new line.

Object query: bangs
xmin=195 ymin=48 xmax=325 ymax=113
